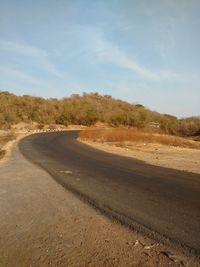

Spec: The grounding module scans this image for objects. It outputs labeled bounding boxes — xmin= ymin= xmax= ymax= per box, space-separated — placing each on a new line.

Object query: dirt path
xmin=0 ymin=142 xmax=198 ymax=266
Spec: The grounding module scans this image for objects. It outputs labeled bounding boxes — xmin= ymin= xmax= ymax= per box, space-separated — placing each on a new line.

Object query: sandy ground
xmin=80 ymin=140 xmax=200 ymax=174
xmin=0 ymin=136 xmax=199 ymax=266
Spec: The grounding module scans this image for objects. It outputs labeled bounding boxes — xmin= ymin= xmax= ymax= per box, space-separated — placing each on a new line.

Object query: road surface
xmin=19 ymin=131 xmax=200 ymax=256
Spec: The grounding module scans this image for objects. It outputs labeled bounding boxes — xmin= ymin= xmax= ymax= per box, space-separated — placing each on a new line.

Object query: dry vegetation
xmin=0 ymin=91 xmax=200 ymax=138
xmin=0 ymin=90 xmax=199 ymax=151
xmin=0 ymin=131 xmax=16 ymax=159
xmin=80 ymin=127 xmax=200 ymax=149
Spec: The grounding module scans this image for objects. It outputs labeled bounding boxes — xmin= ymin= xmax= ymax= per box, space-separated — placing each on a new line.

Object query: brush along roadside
xmin=79 ymin=127 xmax=200 ymax=149
xmin=79 ymin=127 xmax=200 ymax=174
xmin=0 ymin=131 xmax=16 ymax=160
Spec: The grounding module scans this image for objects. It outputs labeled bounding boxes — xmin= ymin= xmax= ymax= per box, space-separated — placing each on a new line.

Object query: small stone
xmin=134 ymin=239 xmax=144 ymax=247
xmin=144 ymin=243 xmax=157 ymax=250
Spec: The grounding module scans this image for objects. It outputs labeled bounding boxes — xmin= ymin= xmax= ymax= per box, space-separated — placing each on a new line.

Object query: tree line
xmin=0 ymin=91 xmax=199 ymax=137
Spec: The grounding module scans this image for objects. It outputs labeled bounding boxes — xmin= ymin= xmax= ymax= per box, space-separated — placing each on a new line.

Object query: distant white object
xmin=149 ymin=122 xmax=160 ymax=128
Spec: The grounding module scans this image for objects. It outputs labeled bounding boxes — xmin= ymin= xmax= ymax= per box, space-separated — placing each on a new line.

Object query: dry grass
xmin=80 ymin=127 xmax=200 ymax=149
xmin=0 ymin=131 xmax=16 ymax=159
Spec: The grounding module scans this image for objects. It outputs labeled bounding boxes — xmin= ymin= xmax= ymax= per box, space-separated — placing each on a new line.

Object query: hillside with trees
xmin=0 ymin=91 xmax=199 ymax=137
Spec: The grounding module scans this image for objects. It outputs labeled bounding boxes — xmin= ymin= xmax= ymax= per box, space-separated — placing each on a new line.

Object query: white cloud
xmin=0 ymin=64 xmax=90 ymax=98
xmin=0 ymin=40 xmax=47 ymax=57
xmin=0 ymin=65 xmax=54 ymax=89
xmin=99 ymin=43 xmax=175 ymax=80
xmin=0 ymin=40 xmax=63 ymax=78
xmin=73 ymin=26 xmax=178 ymax=81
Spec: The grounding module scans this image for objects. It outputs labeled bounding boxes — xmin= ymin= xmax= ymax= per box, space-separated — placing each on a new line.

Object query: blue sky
xmin=0 ymin=0 xmax=199 ymax=117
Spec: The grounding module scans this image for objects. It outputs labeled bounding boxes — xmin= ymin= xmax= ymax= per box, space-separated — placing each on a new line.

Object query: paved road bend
xmin=19 ymin=131 xmax=200 ymax=256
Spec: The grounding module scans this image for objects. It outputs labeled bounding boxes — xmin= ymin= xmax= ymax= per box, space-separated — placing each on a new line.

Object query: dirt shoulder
xmin=0 ymin=138 xmax=199 ymax=266
xmin=80 ymin=140 xmax=200 ymax=174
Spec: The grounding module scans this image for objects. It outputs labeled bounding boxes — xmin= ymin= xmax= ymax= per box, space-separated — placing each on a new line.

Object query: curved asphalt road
xmin=19 ymin=131 xmax=200 ymax=256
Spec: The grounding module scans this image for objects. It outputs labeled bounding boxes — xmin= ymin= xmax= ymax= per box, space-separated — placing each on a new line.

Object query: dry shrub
xmin=0 ymin=132 xmax=16 ymax=146
xmin=0 ymin=149 xmax=6 ymax=159
xmin=80 ymin=127 xmax=200 ymax=149
xmin=0 ymin=131 xmax=16 ymax=159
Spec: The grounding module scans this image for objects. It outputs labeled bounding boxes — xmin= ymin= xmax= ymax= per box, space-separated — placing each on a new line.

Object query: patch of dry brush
xmin=80 ymin=127 xmax=200 ymax=149
xmin=1 ymin=91 xmax=200 ymax=137
xmin=0 ymin=132 xmax=16 ymax=159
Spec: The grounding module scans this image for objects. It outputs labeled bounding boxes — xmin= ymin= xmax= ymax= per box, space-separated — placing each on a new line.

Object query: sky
xmin=0 ymin=0 xmax=199 ymax=118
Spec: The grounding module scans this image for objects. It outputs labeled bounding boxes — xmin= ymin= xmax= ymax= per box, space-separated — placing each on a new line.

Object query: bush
xmin=0 ymin=91 xmax=199 ymax=137
xmin=80 ymin=127 xmax=200 ymax=149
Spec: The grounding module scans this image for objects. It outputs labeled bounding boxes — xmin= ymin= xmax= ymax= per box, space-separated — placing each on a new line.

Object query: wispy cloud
xmin=0 ymin=64 xmax=90 ymax=98
xmin=0 ymin=40 xmax=63 ymax=78
xmin=0 ymin=65 xmax=54 ymax=89
xmin=97 ymin=40 xmax=176 ymax=80
xmin=74 ymin=26 xmax=178 ymax=81
xmin=0 ymin=40 xmax=47 ymax=57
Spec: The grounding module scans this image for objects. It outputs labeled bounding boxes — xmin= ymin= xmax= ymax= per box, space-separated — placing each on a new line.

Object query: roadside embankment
xmin=79 ymin=127 xmax=200 ymax=174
